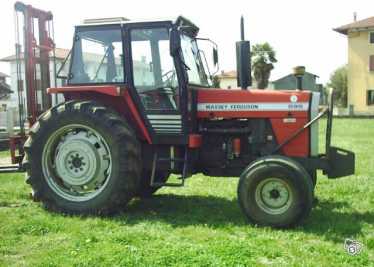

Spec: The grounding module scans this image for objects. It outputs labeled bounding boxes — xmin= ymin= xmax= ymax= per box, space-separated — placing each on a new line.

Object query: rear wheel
xmin=238 ymin=156 xmax=314 ymax=228
xmin=24 ymin=101 xmax=141 ymax=215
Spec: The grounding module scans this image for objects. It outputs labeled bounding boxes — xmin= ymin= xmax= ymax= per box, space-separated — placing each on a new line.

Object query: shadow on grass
xmin=114 ymin=194 xmax=373 ymax=243
xmin=119 ymin=194 xmax=246 ymax=227
xmin=301 ymin=199 xmax=374 ymax=243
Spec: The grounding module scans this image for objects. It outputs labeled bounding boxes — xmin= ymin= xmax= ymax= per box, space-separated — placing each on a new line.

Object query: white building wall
xmin=220 ymin=77 xmax=237 ymax=89
xmin=0 ymin=59 xmax=64 ymax=129
xmin=6 ymin=59 xmax=64 ymax=107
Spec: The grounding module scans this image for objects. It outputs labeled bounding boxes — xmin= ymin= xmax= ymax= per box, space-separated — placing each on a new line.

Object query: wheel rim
xmin=255 ymin=178 xmax=293 ymax=215
xmin=42 ymin=124 xmax=112 ymax=202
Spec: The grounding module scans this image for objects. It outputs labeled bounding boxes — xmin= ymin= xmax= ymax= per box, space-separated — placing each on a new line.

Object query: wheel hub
xmin=255 ymin=178 xmax=292 ymax=215
xmin=42 ymin=125 xmax=112 ymax=201
xmin=269 ymin=189 xmax=280 ymax=199
xmin=71 ymin=155 xmax=83 ymax=168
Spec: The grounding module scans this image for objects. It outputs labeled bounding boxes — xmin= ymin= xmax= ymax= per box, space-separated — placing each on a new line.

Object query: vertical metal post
xmin=6 ymin=108 xmax=15 ymax=137
xmin=293 ymin=66 xmax=305 ymax=91
xmin=38 ymin=17 xmax=52 ymax=110
xmin=296 ymin=76 xmax=303 ymax=90
xmin=14 ymin=1 xmax=54 ymax=125
xmin=240 ymin=16 xmax=245 ymax=41
xmin=236 ymin=16 xmax=251 ymax=90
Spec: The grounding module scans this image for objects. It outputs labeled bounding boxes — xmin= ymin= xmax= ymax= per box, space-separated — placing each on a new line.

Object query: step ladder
xmin=150 ymin=148 xmax=189 ymax=187
xmin=0 ymin=164 xmax=24 ymax=173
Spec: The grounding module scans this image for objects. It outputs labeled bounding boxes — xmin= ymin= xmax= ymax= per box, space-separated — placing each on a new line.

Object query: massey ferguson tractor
xmin=10 ymin=2 xmax=354 ymax=228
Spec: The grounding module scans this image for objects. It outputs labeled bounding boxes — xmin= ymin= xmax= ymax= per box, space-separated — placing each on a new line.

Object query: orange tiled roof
xmin=218 ymin=70 xmax=237 ymax=78
xmin=334 ymin=16 xmax=374 ymax=35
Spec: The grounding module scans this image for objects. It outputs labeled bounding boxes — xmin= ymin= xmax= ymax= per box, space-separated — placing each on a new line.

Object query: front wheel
xmin=238 ymin=156 xmax=314 ymax=228
xmin=24 ymin=101 xmax=141 ymax=215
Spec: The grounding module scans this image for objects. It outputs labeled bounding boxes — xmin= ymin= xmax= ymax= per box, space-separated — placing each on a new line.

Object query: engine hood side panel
xmin=196 ymin=88 xmax=311 ymax=119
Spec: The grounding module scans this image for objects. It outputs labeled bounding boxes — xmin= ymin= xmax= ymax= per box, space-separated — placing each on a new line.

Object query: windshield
xmin=180 ymin=34 xmax=210 ymax=87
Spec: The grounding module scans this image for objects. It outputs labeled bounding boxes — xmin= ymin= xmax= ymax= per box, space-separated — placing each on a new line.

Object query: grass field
xmin=0 ymin=119 xmax=373 ymax=266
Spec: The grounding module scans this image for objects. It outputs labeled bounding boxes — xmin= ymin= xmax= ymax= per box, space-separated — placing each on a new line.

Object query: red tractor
xmin=12 ymin=3 xmax=354 ymax=228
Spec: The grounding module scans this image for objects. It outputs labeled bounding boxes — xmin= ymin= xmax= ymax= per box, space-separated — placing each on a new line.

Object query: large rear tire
xmin=24 ymin=100 xmax=141 ymax=215
xmin=238 ymin=156 xmax=314 ymax=228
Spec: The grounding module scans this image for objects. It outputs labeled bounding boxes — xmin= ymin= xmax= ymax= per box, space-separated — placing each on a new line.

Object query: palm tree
xmin=251 ymin=43 xmax=277 ymax=89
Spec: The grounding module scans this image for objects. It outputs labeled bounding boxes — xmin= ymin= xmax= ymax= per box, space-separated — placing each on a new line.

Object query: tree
xmin=251 ymin=43 xmax=277 ymax=89
xmin=0 ymin=81 xmax=12 ymax=100
xmin=327 ymin=65 xmax=347 ymax=107
xmin=212 ymin=75 xmax=221 ymax=88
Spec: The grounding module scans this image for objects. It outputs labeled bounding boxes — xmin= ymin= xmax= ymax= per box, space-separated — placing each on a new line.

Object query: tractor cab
xmin=58 ymin=16 xmax=214 ymax=144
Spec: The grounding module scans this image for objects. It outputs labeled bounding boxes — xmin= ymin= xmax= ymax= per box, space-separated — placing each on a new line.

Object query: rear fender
xmin=48 ymin=85 xmax=123 ymax=96
xmin=47 ymin=86 xmax=152 ymax=143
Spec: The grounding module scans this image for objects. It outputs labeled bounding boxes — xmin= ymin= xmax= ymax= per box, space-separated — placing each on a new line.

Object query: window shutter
xmin=370 ymin=55 xmax=374 ymax=71
xmin=368 ymin=91 xmax=371 ymax=105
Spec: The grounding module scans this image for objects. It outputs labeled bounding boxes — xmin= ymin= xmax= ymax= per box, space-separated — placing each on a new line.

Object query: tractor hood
xmin=196 ymin=88 xmax=312 ymax=119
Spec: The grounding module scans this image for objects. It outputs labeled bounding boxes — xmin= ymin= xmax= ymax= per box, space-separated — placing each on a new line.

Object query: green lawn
xmin=0 ymin=119 xmax=373 ymax=266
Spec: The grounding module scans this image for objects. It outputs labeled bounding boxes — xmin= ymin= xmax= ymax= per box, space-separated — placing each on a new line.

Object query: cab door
xmin=126 ymin=25 xmax=187 ymax=144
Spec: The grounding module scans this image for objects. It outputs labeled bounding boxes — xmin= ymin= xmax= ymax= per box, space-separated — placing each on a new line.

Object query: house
xmin=271 ymin=72 xmax=321 ymax=91
xmin=0 ymin=48 xmax=69 ymax=108
xmin=334 ymin=16 xmax=374 ymax=115
xmin=217 ymin=70 xmax=238 ymax=89
xmin=0 ymin=72 xmax=15 ymax=130
xmin=269 ymin=71 xmax=325 ymax=104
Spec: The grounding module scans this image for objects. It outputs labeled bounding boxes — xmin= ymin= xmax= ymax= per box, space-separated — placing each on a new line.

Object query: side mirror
xmin=213 ymin=47 xmax=218 ymax=66
xmin=236 ymin=40 xmax=251 ymax=89
xmin=170 ymin=27 xmax=181 ymax=57
xmin=196 ymin=37 xmax=219 ymax=75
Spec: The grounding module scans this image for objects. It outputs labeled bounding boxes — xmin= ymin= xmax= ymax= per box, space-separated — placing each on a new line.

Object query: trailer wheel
xmin=136 ymin=171 xmax=169 ymax=198
xmin=24 ymin=100 xmax=141 ymax=215
xmin=238 ymin=156 xmax=313 ymax=228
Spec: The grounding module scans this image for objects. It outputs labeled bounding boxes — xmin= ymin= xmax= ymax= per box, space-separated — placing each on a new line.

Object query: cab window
xmin=69 ymin=26 xmax=124 ymax=84
xmin=130 ymin=28 xmax=178 ymax=111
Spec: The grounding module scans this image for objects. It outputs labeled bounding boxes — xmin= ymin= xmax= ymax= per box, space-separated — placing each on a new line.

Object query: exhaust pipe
xmin=236 ymin=16 xmax=251 ymax=90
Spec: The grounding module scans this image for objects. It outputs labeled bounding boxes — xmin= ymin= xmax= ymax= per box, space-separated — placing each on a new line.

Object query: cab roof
xmin=77 ymin=16 xmax=199 ymax=36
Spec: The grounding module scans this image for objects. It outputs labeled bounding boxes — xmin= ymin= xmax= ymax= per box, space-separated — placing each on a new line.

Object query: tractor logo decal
xmin=197 ymin=102 xmax=309 ymax=112
xmin=290 ymin=95 xmax=298 ymax=103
